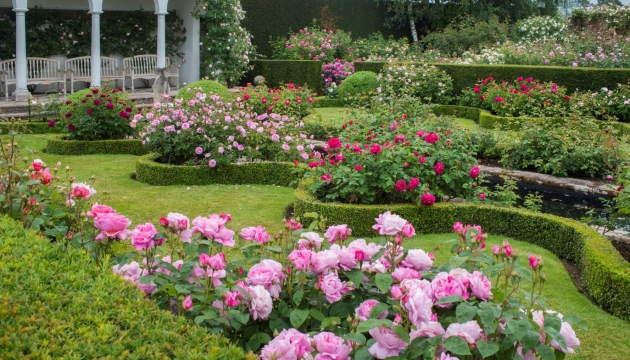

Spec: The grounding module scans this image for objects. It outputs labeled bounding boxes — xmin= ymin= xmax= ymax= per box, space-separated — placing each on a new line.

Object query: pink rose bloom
xmin=205 ymin=253 xmax=227 ymax=270
xmin=391 ymin=285 xmax=403 ymax=299
xmin=248 ymin=285 xmax=273 ymax=320
xmin=71 ymin=182 xmax=97 ymax=199
xmin=330 ymin=244 xmax=358 ymax=271
xmin=432 ymin=272 xmax=469 ymax=305
xmin=240 ymin=225 xmax=271 ymax=245
xmin=400 ymin=249 xmax=433 ymax=271
xmin=262 ymin=329 xmax=313 ymax=360
xmin=392 ymin=267 xmax=421 ymax=282
xmin=259 ymin=259 xmax=285 ymax=280
xmin=470 ymin=166 xmax=480 ymax=179
xmin=368 ymin=326 xmax=408 ymax=359
xmin=86 ymin=203 xmax=115 ymax=218
xmin=298 ymin=232 xmax=324 ymax=249
xmin=311 ymin=250 xmax=339 ymax=274
xmin=313 ymin=332 xmax=352 ymax=360
xmin=94 ymin=213 xmax=131 ymax=241
xmin=440 ymin=353 xmax=460 ymax=360
xmin=404 ymin=286 xmax=434 ymax=327
xmin=401 ymin=278 xmax=433 ymax=299
xmin=131 ymin=223 xmax=158 ymax=250
xmin=469 ymin=271 xmax=492 ymax=301
xmin=410 ymin=321 xmax=445 ymax=340
xmin=324 ymin=224 xmax=351 ymax=243
xmin=191 ymin=214 xmax=235 ymax=246
xmin=225 ymin=291 xmax=240 ymax=307
xmin=373 ymin=211 xmax=407 ymax=236
xmin=320 ymin=272 xmax=347 ymax=303
xmin=552 ymin=320 xmax=580 ymax=354
xmin=166 ymin=212 xmax=193 ymax=242
xmin=444 ymin=321 xmax=483 ymax=344
xmin=289 ymin=249 xmax=314 ymax=271
xmin=434 ymin=162 xmax=445 ymax=175
xmin=453 ymin=222 xmax=464 ymax=234
xmin=420 ymin=192 xmax=436 ymax=206
xmin=401 ymin=222 xmax=416 ymax=238
xmin=348 ymin=239 xmax=382 ymax=261
xmin=182 ymin=295 xmax=193 ymax=311
xmin=247 ymin=263 xmax=281 ymax=297
xmin=355 ymin=299 xmax=388 ymax=322
xmin=425 ymin=133 xmax=439 ymax=144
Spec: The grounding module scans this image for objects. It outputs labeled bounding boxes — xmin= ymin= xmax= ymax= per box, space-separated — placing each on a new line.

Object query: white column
xmin=156 ymin=13 xmax=166 ymax=68
xmin=172 ymin=0 xmax=200 ymax=85
xmin=12 ymin=0 xmax=30 ymax=101
xmin=90 ymin=11 xmax=103 ymax=88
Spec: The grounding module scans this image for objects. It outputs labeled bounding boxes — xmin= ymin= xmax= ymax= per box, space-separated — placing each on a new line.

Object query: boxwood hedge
xmin=0 ymin=120 xmax=64 ymax=134
xmin=46 ymin=136 xmax=148 ymax=156
xmin=294 ymin=181 xmax=630 ymax=321
xmin=242 ymin=60 xmax=322 ymax=95
xmin=0 ymin=216 xmax=250 ymax=359
xmin=355 ymin=62 xmax=630 ymax=94
xmin=135 ymin=155 xmax=305 ymax=187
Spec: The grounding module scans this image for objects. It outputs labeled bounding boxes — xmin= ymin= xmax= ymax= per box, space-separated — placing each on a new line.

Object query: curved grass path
xmin=8 ymin=134 xmax=630 ymax=359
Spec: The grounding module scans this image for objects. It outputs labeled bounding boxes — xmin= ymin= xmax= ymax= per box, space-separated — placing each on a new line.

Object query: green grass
xmin=453 ymin=117 xmax=477 ymax=130
xmin=6 ymin=134 xmax=630 ymax=359
xmin=304 ymin=107 xmax=364 ymax=128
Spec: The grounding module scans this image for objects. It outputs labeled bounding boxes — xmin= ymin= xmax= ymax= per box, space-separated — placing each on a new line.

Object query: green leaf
xmin=374 ymin=273 xmax=393 ymax=293
xmin=139 ymin=275 xmax=156 ymax=284
xmin=522 ymin=330 xmax=542 ymax=351
xmin=174 ymin=283 xmax=190 ymax=294
xmin=562 ymin=314 xmax=587 ymax=330
xmin=476 ymin=339 xmax=499 ymax=358
xmin=536 ymin=343 xmax=556 ymax=360
xmin=370 ymin=248 xmax=386 ymax=262
xmin=507 ymin=318 xmax=532 ymax=341
xmin=369 ymin=302 xmax=389 ymax=319
xmin=269 ymin=317 xmax=289 ymax=332
xmin=443 ymin=336 xmax=471 ymax=355
xmin=321 ymin=316 xmax=341 ymax=329
xmin=194 ymin=315 xmax=214 ymax=325
xmin=345 ymin=269 xmax=364 ymax=287
xmin=179 ymin=261 xmax=195 ymax=279
xmin=309 ymin=308 xmax=325 ymax=321
xmin=293 ymin=290 xmax=304 ymax=307
xmin=354 ymin=346 xmax=373 ymax=360
xmin=278 ymin=301 xmax=291 ymax=317
xmin=343 ymin=332 xmax=366 ymax=345
xmin=449 ymin=255 xmax=468 ymax=269
xmin=51 ymin=208 xmax=67 ymax=219
xmin=233 ymin=285 xmax=252 ymax=300
xmin=329 ymin=302 xmax=351 ymax=318
xmin=290 ymin=309 xmax=310 ymax=328
xmin=435 ymin=295 xmax=465 ymax=306
xmin=183 ymin=242 xmax=198 ymax=256
xmin=393 ymin=325 xmax=410 ymax=344
xmin=544 ymin=326 xmax=567 ymax=351
xmin=356 ymin=319 xmax=392 ymax=333
xmin=455 ymin=302 xmax=478 ymax=323
xmin=230 ymin=311 xmax=249 ymax=324
xmin=477 ymin=307 xmax=495 ymax=329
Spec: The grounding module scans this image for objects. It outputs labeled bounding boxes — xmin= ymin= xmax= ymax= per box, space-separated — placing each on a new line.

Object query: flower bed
xmin=135 ymin=154 xmax=304 ymax=187
xmin=46 ymin=136 xmax=147 ymax=156
xmin=294 ymin=181 xmax=630 ymax=321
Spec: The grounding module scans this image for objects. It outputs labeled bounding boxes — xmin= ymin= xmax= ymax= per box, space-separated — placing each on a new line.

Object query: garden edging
xmin=46 ymin=136 xmax=148 ymax=156
xmin=293 ymin=181 xmax=630 ymax=321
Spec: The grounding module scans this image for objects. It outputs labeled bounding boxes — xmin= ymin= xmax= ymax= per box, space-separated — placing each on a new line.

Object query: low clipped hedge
xmin=313 ymin=96 xmax=341 ymax=108
xmin=294 ymin=182 xmax=630 ymax=321
xmin=355 ymin=62 xmax=630 ymax=94
xmin=177 ymin=80 xmax=233 ymax=101
xmin=135 ymin=155 xmax=305 ymax=187
xmin=0 ymin=216 xmax=249 ymax=358
xmin=242 ymin=60 xmax=322 ymax=95
xmin=431 ymin=104 xmax=482 ymax=121
xmin=46 ymin=136 xmax=148 ymax=156
xmin=0 ymin=121 xmax=64 ymax=134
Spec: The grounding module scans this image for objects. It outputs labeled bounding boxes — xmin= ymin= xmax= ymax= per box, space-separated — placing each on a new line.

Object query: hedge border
xmin=313 ymin=97 xmax=341 ymax=108
xmin=354 ymin=61 xmax=630 ymax=94
xmin=135 ymin=155 xmax=305 ymax=187
xmin=0 ymin=121 xmax=64 ymax=134
xmin=294 ymin=181 xmax=630 ymax=321
xmin=0 ymin=216 xmax=248 ymax=358
xmin=242 ymin=60 xmax=322 ymax=95
xmin=45 ymin=136 xmax=148 ymax=156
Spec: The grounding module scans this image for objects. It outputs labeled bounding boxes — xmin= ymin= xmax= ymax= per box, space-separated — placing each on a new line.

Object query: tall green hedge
xmin=136 ymin=155 xmax=305 ymax=187
xmin=355 ymin=62 xmax=630 ymax=94
xmin=239 ymin=0 xmax=408 ymax=57
xmin=293 ymin=182 xmax=630 ymax=321
xmin=46 ymin=137 xmax=148 ymax=156
xmin=242 ymin=60 xmax=323 ymax=94
xmin=0 ymin=216 xmax=249 ymax=358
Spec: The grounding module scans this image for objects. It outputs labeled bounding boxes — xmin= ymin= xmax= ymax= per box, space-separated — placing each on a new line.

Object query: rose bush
xmin=112 ymin=209 xmax=584 ymax=359
xmin=378 ymin=63 xmax=453 ymax=105
xmin=239 ymin=83 xmax=315 ymax=120
xmin=270 ymin=23 xmax=352 ymax=63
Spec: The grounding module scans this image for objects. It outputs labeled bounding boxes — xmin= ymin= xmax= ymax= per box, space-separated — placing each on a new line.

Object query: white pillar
xmin=12 ymin=0 xmax=30 ymax=101
xmin=154 ymin=0 xmax=169 ymax=69
xmin=172 ymin=0 xmax=200 ymax=85
xmin=90 ymin=11 xmax=102 ymax=88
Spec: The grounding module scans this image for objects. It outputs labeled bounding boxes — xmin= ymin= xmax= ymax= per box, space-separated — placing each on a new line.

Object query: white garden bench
xmin=0 ymin=57 xmax=65 ymax=99
xmin=123 ymin=55 xmax=179 ymax=92
xmin=64 ymin=56 xmax=124 ymax=93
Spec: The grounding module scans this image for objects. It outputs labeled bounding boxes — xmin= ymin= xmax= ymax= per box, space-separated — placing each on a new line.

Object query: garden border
xmin=294 ymin=181 xmax=630 ymax=321
xmin=135 ymin=155 xmax=305 ymax=187
xmin=46 ymin=136 xmax=148 ymax=156
xmin=0 ymin=121 xmax=64 ymax=134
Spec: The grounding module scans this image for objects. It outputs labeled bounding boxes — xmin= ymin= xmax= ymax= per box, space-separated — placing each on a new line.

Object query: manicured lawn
xmin=7 ymin=133 xmax=630 ymax=359
xmin=304 ymin=107 xmax=364 ymax=127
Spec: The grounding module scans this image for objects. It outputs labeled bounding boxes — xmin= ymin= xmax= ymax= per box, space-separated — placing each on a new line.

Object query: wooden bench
xmin=64 ymin=56 xmax=124 ymax=94
xmin=123 ymin=55 xmax=179 ymax=92
xmin=0 ymin=57 xmax=65 ymax=99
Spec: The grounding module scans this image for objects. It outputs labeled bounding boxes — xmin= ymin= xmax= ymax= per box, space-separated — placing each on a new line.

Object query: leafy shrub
xmin=270 ymin=22 xmax=352 ymax=63
xmin=63 ymin=87 xmax=137 ymax=141
xmin=60 ymin=88 xmax=92 ymax=115
xmin=570 ymin=4 xmax=630 ymax=35
xmin=512 ymin=15 xmax=567 ymax=43
xmin=136 ymin=95 xmax=316 ymax=166
xmin=459 ymin=76 xmax=571 ymax=117
xmin=570 ymin=81 xmax=630 ymax=122
xmin=337 ymin=71 xmax=379 ymax=104
xmin=239 ymin=83 xmax=315 ymax=119
xmin=243 ymin=60 xmax=323 ymax=95
xmin=351 ymin=32 xmax=411 ymax=61
xmin=499 ymin=117 xmax=628 ymax=177
xmin=177 ymin=80 xmax=233 ymax=102
xmin=379 ymin=63 xmax=454 ymax=104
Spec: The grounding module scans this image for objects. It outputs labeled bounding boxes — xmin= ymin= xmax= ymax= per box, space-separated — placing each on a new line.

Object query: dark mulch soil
xmin=561 ymin=259 xmax=595 ymax=303
xmin=612 ymin=240 xmax=630 ymax=263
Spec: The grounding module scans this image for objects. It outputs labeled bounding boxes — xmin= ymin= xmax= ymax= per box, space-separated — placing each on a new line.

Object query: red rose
xmin=425 ymin=133 xmax=439 ymax=144
xmin=420 ymin=192 xmax=436 ymax=206
xmin=395 ymin=179 xmax=407 ymax=192
xmin=470 ymin=166 xmax=480 ymax=179
xmin=328 ymin=138 xmax=342 ymax=150
xmin=434 ymin=162 xmax=445 ymax=175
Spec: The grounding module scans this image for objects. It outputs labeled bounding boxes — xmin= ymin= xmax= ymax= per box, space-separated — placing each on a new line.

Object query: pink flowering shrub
xmin=270 ymin=24 xmax=352 ymax=63
xmin=113 ymin=209 xmax=582 ymax=359
xmin=135 ymin=93 xmax=319 ymax=165
xmin=322 ymin=58 xmax=354 ymax=98
xmin=239 ymin=83 xmax=315 ymax=119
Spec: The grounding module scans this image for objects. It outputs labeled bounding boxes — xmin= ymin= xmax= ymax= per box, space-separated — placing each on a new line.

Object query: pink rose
xmin=420 ymin=192 xmax=436 ymax=206
xmin=434 ymin=162 xmax=445 ymax=175
xmin=324 ymin=224 xmax=351 ymax=244
xmin=368 ymin=326 xmax=407 ymax=359
xmin=330 ymin=244 xmax=358 ymax=271
xmin=425 ymin=133 xmax=439 ymax=144
xmin=247 ymin=262 xmax=282 ymax=297
xmin=355 ymin=299 xmax=388 ymax=322
xmin=298 ymin=232 xmax=324 ymax=249
xmin=444 ymin=321 xmax=483 ymax=344
xmin=130 ymin=223 xmax=158 ymax=250
xmin=404 ymin=286 xmax=433 ymax=327
xmin=311 ymin=250 xmax=339 ymax=274
xmin=248 ymin=285 xmax=273 ymax=320
xmin=320 ymin=272 xmax=347 ymax=303
xmin=191 ymin=214 xmax=235 ymax=246
xmin=225 ymin=291 xmax=240 ymax=307
xmin=259 ymin=259 xmax=285 ymax=280
xmin=313 ymin=332 xmax=352 ymax=360
xmin=289 ymin=249 xmax=313 ymax=271
xmin=401 ymin=222 xmax=416 ymax=238
xmin=392 ymin=267 xmax=421 ymax=282
xmin=94 ymin=213 xmax=131 ymax=241
xmin=373 ymin=211 xmax=408 ymax=236
xmin=166 ymin=212 xmax=193 ymax=242
xmin=469 ymin=271 xmax=492 ymax=301
xmin=432 ymin=272 xmax=469 ymax=305
xmin=262 ymin=329 xmax=313 ymax=360
xmin=71 ymin=183 xmax=97 ymax=199
xmin=202 ymin=253 xmax=227 ymax=270
xmin=453 ymin=222 xmax=464 ymax=234
xmin=182 ymin=295 xmax=193 ymax=311
xmin=240 ymin=225 xmax=271 ymax=245
xmin=348 ymin=239 xmax=382 ymax=261
xmin=400 ymin=249 xmax=433 ymax=271
xmin=390 ymin=285 xmax=403 ymax=299
xmin=86 ymin=203 xmax=115 ymax=218
xmin=553 ymin=321 xmax=580 ymax=354
xmin=470 ymin=166 xmax=480 ymax=179
xmin=529 ymin=253 xmax=540 ymax=269
xmin=410 ymin=321 xmax=445 ymax=340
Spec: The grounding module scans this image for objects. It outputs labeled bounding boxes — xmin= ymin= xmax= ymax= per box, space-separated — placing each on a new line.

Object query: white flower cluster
xmin=515 ymin=15 xmax=567 ymax=43
xmin=455 ymin=49 xmax=505 ymax=65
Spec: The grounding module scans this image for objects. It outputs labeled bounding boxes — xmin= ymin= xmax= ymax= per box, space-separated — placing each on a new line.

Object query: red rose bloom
xmin=395 ymin=179 xmax=407 ymax=192
xmin=328 ymin=138 xmax=342 ymax=150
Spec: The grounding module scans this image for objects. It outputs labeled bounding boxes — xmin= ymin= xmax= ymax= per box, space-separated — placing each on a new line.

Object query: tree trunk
xmin=408 ymin=2 xmax=419 ymax=44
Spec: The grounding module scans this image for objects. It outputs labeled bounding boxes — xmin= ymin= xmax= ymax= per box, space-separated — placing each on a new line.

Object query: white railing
xmin=123 ymin=55 xmax=179 ymax=92
xmin=64 ymin=56 xmax=124 ymax=93
xmin=0 ymin=57 xmax=65 ymax=99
